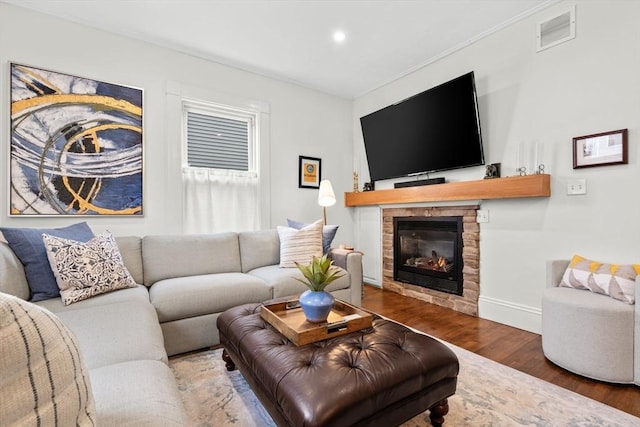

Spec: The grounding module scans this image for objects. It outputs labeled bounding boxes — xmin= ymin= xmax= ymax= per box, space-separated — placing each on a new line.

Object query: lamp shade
xmin=318 ymin=180 xmax=336 ymax=207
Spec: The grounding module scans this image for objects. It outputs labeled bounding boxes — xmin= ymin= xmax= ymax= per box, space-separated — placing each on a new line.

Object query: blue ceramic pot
xmin=299 ymin=290 xmax=335 ymax=323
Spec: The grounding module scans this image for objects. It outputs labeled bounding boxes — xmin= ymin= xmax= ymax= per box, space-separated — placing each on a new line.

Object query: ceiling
xmin=2 ymin=0 xmax=556 ymax=98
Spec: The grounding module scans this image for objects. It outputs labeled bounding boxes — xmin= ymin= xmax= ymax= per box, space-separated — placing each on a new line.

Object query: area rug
xmin=169 ymin=344 xmax=639 ymax=426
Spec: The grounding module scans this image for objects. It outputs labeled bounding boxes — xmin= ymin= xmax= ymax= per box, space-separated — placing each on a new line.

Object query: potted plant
xmin=294 ymin=254 xmax=344 ymax=322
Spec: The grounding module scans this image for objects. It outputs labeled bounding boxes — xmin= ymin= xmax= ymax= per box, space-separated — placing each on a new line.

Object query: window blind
xmin=186 ymin=111 xmax=249 ymax=171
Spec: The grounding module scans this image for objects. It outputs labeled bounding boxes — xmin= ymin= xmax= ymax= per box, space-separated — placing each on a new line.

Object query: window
xmin=181 ymin=99 xmax=262 ymax=234
xmin=183 ymin=100 xmax=256 ymax=172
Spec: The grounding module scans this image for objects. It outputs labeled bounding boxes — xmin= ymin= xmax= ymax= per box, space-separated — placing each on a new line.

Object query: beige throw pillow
xmin=277 ymin=219 xmax=323 ymax=268
xmin=0 ymin=292 xmax=96 ymax=426
xmin=43 ymin=231 xmax=137 ymax=305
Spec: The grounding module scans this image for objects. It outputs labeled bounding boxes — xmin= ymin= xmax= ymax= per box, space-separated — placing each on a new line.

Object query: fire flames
xmin=405 ymin=253 xmax=453 ymax=273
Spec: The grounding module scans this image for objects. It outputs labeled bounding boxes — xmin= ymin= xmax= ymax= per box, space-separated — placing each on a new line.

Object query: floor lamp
xmin=318 ymin=180 xmax=336 ymax=225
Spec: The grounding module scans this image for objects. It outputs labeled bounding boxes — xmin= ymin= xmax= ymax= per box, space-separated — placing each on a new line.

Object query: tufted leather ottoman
xmin=217 ymin=303 xmax=459 ymax=427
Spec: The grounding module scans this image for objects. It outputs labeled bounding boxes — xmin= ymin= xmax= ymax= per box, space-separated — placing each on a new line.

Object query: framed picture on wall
xmin=573 ymin=129 xmax=628 ymax=169
xmin=9 ymin=63 xmax=144 ymax=216
xmin=298 ymin=156 xmax=321 ymax=189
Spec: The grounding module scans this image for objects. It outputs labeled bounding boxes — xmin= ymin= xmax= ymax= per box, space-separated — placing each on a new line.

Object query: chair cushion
xmin=542 ymin=287 xmax=634 ymax=383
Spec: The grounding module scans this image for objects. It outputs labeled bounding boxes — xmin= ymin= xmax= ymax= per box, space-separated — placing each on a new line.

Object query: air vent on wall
xmin=536 ymin=5 xmax=576 ymax=52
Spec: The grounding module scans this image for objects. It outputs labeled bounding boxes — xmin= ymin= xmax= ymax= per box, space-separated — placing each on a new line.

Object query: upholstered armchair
xmin=542 ymin=260 xmax=639 ymax=385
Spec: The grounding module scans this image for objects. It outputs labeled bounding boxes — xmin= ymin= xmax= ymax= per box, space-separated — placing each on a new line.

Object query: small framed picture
xmin=573 ymin=129 xmax=628 ymax=169
xmin=298 ymin=156 xmax=321 ymax=189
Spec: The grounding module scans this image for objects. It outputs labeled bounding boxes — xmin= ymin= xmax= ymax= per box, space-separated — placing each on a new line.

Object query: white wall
xmin=353 ymin=0 xmax=640 ymax=332
xmin=0 ymin=3 xmax=355 ymax=244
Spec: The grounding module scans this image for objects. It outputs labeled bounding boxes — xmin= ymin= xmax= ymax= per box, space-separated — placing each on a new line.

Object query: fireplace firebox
xmin=393 ymin=216 xmax=463 ymax=296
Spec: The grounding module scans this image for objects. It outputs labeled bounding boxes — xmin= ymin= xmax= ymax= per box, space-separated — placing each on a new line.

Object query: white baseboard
xmin=478 ymin=296 xmax=542 ymax=334
xmin=363 ymin=276 xmax=381 ymax=287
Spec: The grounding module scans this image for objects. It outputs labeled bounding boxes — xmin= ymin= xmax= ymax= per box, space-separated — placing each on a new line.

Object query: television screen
xmin=360 ymin=71 xmax=484 ymax=182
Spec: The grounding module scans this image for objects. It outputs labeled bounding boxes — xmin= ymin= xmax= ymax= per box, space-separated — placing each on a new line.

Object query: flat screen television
xmin=360 ymin=71 xmax=484 ymax=182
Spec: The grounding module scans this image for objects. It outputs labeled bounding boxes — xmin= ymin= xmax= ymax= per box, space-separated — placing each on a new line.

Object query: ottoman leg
xmin=222 ymin=349 xmax=236 ymax=371
xmin=429 ymin=399 xmax=449 ymax=427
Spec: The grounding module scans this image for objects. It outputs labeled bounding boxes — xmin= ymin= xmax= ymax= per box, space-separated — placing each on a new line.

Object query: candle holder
xmin=535 ymin=164 xmax=545 ymax=175
xmin=516 ymin=166 xmax=527 ymax=176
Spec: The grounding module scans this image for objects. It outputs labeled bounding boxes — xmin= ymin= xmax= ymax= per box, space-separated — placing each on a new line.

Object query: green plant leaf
xmin=293 ymin=255 xmax=345 ymax=291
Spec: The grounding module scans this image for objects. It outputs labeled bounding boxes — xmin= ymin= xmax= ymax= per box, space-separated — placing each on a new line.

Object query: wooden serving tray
xmin=260 ymin=299 xmax=373 ymax=346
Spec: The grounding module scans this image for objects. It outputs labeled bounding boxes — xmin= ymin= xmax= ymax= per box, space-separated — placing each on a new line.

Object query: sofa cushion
xmin=287 ymin=218 xmax=338 ymax=254
xmin=115 ymin=236 xmax=144 ymax=285
xmin=36 ymin=285 xmax=150 ymax=314
xmin=277 ymin=220 xmax=323 ymax=268
xmin=248 ymin=265 xmax=350 ymax=299
xmin=43 ymin=231 xmax=137 ymax=305
xmin=149 ymin=273 xmax=272 ymax=323
xmin=0 ymin=292 xmax=96 ymax=427
xmin=55 ymin=300 xmax=167 ymax=370
xmin=238 ymin=229 xmax=280 ymax=272
xmin=0 ymin=222 xmax=94 ymax=302
xmin=560 ymin=254 xmax=639 ymax=304
xmin=90 ymin=360 xmax=187 ymax=427
xmin=142 ymin=233 xmax=242 ymax=286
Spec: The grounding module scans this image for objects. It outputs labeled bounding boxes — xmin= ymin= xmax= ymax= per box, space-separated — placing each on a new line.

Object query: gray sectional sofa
xmin=0 ymin=228 xmax=363 ymax=426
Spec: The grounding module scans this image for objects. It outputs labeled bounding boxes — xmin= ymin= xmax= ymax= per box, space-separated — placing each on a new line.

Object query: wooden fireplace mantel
xmin=344 ymin=174 xmax=550 ymax=207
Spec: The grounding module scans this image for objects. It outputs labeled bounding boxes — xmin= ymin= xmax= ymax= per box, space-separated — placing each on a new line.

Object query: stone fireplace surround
xmin=382 ymin=205 xmax=480 ymax=316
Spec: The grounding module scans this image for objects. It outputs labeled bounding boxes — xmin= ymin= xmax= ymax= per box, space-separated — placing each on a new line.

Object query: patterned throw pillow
xmin=0 ymin=292 xmax=96 ymax=426
xmin=277 ymin=219 xmax=323 ymax=268
xmin=560 ymin=254 xmax=640 ymax=304
xmin=43 ymin=231 xmax=137 ymax=305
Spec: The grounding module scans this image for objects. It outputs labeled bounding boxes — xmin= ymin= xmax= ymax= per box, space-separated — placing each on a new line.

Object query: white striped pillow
xmin=277 ymin=219 xmax=323 ymax=268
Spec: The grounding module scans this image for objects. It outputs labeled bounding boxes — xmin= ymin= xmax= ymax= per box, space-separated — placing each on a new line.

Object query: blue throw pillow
xmin=1 ymin=222 xmax=95 ymax=302
xmin=286 ymin=219 xmax=338 ymax=254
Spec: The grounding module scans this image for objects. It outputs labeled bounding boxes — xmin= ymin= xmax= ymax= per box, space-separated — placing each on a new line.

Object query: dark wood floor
xmin=361 ymin=285 xmax=640 ymax=418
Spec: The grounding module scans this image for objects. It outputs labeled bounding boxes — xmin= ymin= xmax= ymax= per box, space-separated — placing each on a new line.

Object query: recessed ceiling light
xmin=333 ymin=30 xmax=346 ymax=44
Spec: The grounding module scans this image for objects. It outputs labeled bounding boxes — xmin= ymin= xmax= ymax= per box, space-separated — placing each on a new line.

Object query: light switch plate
xmin=567 ymin=178 xmax=586 ymax=195
xmin=476 ymin=209 xmax=489 ymax=223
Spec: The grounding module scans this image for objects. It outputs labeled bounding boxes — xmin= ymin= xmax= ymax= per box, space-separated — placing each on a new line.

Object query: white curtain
xmin=183 ymin=168 xmax=259 ymax=234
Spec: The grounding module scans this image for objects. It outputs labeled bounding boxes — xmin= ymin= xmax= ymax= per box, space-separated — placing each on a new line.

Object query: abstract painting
xmin=10 ymin=63 xmax=143 ymax=216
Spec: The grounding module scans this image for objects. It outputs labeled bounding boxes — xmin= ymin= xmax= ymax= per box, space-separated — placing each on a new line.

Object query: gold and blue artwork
xmin=10 ymin=63 xmax=143 ymax=216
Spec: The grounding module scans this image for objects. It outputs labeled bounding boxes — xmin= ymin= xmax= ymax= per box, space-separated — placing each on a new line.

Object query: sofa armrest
xmin=0 ymin=242 xmax=30 ymax=300
xmin=328 ymin=248 xmax=363 ymax=307
xmin=546 ymin=260 xmax=569 ymax=288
